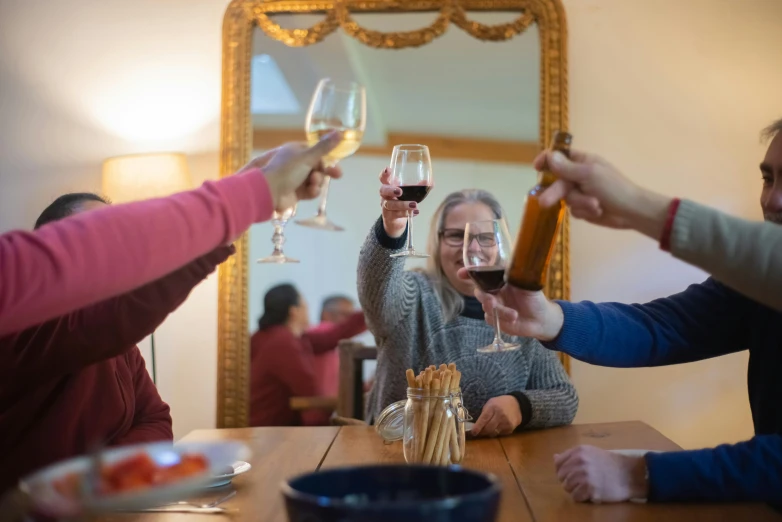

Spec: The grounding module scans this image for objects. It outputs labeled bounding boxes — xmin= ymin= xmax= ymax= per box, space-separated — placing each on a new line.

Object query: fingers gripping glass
xmin=296 ymin=79 xmax=366 ymax=232
xmin=388 ymin=145 xmax=433 ymax=258
xmin=463 ymin=219 xmax=520 ymax=353
xmin=258 ymin=205 xmax=299 ymax=264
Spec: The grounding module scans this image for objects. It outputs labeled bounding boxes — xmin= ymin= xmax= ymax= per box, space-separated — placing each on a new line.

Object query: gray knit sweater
xmin=358 ymin=219 xmax=578 ymax=428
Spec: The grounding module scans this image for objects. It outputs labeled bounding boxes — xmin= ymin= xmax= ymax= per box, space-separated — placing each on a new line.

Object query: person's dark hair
xmin=320 ymin=294 xmax=353 ymax=319
xmin=34 ymin=192 xmax=109 ymax=229
xmin=761 ymin=117 xmax=782 ymax=143
xmin=258 ymin=284 xmax=300 ymax=331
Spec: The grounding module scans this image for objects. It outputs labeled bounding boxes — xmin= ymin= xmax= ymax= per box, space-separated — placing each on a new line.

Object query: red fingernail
xmin=409 ymin=202 xmax=416 ymax=208
xmin=394 ymin=189 xmax=402 ymax=196
xmin=413 ymin=210 xmax=420 ymax=215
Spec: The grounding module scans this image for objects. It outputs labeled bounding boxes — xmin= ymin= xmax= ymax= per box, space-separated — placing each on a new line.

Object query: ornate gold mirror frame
xmin=217 ymin=0 xmax=569 ymax=428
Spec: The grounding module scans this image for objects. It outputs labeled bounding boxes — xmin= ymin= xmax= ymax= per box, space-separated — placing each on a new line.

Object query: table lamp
xmin=101 ymin=152 xmax=193 ymax=384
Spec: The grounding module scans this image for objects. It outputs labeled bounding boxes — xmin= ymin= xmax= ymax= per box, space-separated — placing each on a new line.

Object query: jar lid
xmin=374 ymin=399 xmax=407 ymax=442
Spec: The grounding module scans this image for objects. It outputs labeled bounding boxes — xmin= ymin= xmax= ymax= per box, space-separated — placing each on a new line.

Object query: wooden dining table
xmin=100 ymin=421 xmax=780 ymax=522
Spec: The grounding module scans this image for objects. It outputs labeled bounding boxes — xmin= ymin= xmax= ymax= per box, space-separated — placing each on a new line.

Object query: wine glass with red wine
xmin=463 ymin=219 xmax=520 ymax=352
xmin=388 ymin=144 xmax=433 ymax=258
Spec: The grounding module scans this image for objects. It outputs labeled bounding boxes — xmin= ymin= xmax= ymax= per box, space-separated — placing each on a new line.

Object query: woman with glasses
xmin=357 ymin=168 xmax=578 ymax=437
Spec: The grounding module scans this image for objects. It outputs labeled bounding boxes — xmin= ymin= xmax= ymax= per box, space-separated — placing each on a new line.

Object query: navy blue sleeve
xmin=544 ymin=278 xmax=750 ymax=367
xmin=646 ymin=435 xmax=782 ymax=503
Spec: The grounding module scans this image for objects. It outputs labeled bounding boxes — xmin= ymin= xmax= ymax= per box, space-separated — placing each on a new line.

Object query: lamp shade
xmin=102 ymin=152 xmax=192 ymax=204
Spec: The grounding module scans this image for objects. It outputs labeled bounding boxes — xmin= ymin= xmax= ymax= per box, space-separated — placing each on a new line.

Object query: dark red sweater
xmin=0 ymin=247 xmax=233 ymax=493
xmin=250 ymin=319 xmax=365 ymax=427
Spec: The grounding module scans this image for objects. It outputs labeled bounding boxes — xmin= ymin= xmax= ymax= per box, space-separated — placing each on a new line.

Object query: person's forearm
xmin=305 ymin=312 xmax=366 ymax=355
xmin=0 ymin=170 xmax=272 ymax=337
xmin=622 ymin=189 xmax=673 ymax=241
xmin=646 ymin=435 xmax=782 ymax=503
xmin=671 ymin=200 xmax=782 ymax=312
xmin=357 ymin=218 xmax=418 ymax=338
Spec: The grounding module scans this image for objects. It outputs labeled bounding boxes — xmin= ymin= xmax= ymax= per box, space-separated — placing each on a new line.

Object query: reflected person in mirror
xmin=463 ymin=118 xmax=782 ymax=505
xmin=250 ymin=286 xmax=366 ymax=426
xmin=358 ymin=169 xmax=578 ymax=436
xmin=311 ymin=295 xmax=367 ymax=397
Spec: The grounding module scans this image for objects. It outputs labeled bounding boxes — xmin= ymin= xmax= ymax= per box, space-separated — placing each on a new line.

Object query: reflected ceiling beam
xmin=253 ymin=128 xmax=538 ymax=164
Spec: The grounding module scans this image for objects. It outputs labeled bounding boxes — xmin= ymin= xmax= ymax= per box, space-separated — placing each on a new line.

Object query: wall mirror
xmin=218 ymin=0 xmax=569 ymax=428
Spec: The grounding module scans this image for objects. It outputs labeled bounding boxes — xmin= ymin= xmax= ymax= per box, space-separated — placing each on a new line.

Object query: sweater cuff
xmin=373 ymin=216 xmax=408 ymax=250
xmin=541 ymin=300 xmax=595 ymax=360
xmin=508 ymin=391 xmax=533 ymax=430
xmin=668 ymin=199 xmax=699 ymax=257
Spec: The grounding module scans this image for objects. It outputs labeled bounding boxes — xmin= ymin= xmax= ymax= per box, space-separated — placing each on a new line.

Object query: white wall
xmin=3 ymin=0 xmax=782 ymax=448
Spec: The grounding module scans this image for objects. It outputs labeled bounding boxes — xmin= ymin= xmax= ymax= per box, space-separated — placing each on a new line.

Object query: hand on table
xmin=554 ymin=445 xmax=649 ymax=503
xmin=471 ymin=395 xmax=522 ymax=437
xmin=241 ymin=133 xmax=344 ymax=212
xmin=378 ymin=167 xmax=419 ymax=238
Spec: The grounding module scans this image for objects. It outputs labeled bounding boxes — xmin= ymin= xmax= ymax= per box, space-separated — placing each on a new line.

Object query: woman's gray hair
xmin=417 ymin=189 xmax=504 ymax=322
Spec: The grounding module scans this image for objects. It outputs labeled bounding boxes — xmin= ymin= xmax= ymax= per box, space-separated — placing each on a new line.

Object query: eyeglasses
xmin=440 ymin=228 xmax=497 ymax=247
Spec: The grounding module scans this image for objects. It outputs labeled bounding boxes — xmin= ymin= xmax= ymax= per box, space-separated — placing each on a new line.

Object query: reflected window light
xmin=251 ymin=54 xmax=300 ymax=114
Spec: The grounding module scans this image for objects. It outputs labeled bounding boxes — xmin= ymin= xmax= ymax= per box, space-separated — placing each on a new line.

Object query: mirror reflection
xmin=247 ymin=13 xmax=560 ymax=430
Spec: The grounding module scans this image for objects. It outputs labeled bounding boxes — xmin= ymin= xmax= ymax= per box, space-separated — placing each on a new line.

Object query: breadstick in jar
xmin=430 ymin=370 xmax=453 ymax=465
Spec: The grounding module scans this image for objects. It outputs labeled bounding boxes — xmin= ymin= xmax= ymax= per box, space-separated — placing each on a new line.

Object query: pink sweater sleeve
xmin=0 ymin=168 xmax=273 ymax=337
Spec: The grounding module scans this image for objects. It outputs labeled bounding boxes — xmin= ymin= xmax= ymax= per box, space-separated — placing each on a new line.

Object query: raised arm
xmin=0 ymin=247 xmax=233 ymax=391
xmin=0 ymin=134 xmax=343 ymax=337
xmin=0 ymin=170 xmax=271 ymax=337
xmin=670 ymin=199 xmax=782 ymax=312
xmin=304 ymin=311 xmax=366 ymax=355
xmin=357 ymin=219 xmax=422 ymax=339
xmin=545 ymin=279 xmax=750 ymax=367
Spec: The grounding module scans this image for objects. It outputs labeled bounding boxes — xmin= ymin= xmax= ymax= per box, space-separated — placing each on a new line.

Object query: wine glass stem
xmin=493 ymin=309 xmax=504 ymax=345
xmin=405 ymin=210 xmax=414 ymax=252
xmin=316 ymin=175 xmax=332 ymax=216
xmin=271 ymin=223 xmax=286 ymax=256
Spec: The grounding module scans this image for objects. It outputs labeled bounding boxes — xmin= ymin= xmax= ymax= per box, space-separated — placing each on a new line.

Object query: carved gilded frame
xmin=217 ymin=0 xmax=570 ymax=428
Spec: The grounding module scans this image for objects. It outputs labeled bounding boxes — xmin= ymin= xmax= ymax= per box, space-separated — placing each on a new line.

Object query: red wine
xmin=467 ymin=266 xmax=506 ymax=294
xmin=398 ymin=185 xmax=432 ymax=203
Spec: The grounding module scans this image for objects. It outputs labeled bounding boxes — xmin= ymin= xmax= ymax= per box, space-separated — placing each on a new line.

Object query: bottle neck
xmin=538 ymin=169 xmax=558 ymax=187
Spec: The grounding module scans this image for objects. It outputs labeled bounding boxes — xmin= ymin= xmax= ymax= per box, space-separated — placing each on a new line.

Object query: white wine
xmin=306 ymin=127 xmax=364 ymax=165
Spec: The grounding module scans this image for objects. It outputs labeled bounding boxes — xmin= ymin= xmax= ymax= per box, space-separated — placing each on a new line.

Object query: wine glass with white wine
xmin=258 ymin=205 xmax=298 ymax=264
xmin=296 ymin=79 xmax=366 ymax=232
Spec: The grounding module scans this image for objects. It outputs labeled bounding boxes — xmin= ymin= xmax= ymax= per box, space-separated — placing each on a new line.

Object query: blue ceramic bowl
xmin=282 ymin=465 xmax=501 ymax=522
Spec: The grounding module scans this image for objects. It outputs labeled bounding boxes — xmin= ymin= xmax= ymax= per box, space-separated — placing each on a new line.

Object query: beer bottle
xmin=506 ymin=131 xmax=572 ymax=291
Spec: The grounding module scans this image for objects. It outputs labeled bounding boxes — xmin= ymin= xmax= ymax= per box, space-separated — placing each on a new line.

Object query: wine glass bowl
xmin=296 ymin=79 xmax=366 ymax=232
xmin=389 ymin=145 xmax=433 ymax=259
xmin=463 ymin=219 xmax=520 ymax=353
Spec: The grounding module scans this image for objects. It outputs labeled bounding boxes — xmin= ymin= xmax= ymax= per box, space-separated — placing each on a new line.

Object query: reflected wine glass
xmin=389 ymin=144 xmax=433 ymax=258
xmin=258 ymin=205 xmax=299 ymax=264
xmin=296 ymin=78 xmax=366 ymax=232
xmin=463 ymin=219 xmax=520 ymax=353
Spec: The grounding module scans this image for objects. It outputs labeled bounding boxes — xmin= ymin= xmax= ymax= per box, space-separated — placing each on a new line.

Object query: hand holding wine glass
xmin=463 ymin=219 xmax=520 ymax=352
xmin=378 ymin=167 xmax=420 ymax=238
xmin=388 ymin=144 xmax=434 ymax=258
xmin=296 ymin=79 xmax=366 ymax=232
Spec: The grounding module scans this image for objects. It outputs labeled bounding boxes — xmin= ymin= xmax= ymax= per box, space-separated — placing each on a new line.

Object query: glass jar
xmin=376 ymin=387 xmax=470 ymax=465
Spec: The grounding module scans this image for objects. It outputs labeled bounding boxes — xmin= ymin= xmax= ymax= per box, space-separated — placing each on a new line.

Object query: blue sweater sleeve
xmin=646 ymin=435 xmax=782 ymax=503
xmin=544 ymin=278 xmax=750 ymax=366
